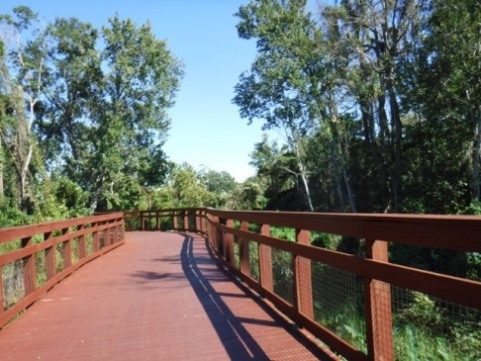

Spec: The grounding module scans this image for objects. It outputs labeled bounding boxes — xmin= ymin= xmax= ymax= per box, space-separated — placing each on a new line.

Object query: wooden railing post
xmin=62 ymin=228 xmax=72 ymax=268
xmin=78 ymin=225 xmax=86 ymax=259
xmin=364 ymin=239 xmax=394 ymax=361
xmin=207 ymin=215 xmax=216 ymax=250
xmin=22 ymin=236 xmax=36 ymax=295
xmin=45 ymin=231 xmax=56 ymax=280
xmin=173 ymin=211 xmax=178 ymax=230
xmin=140 ymin=211 xmax=144 ymax=231
xmin=184 ymin=211 xmax=189 ymax=232
xmin=259 ymin=224 xmax=273 ymax=293
xmin=225 ymin=219 xmax=235 ymax=264
xmin=215 ymin=218 xmax=223 ymax=255
xmin=294 ymin=229 xmax=314 ymax=319
xmin=239 ymin=221 xmax=250 ymax=277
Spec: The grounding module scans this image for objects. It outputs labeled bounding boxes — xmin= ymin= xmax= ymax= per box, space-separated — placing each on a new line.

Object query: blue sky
xmin=1 ymin=0 xmax=321 ymax=181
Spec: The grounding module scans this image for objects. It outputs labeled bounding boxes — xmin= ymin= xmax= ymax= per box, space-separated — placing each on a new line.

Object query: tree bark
xmin=472 ymin=108 xmax=481 ymax=201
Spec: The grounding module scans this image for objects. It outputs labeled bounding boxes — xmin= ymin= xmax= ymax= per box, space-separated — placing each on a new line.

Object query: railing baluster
xmin=294 ymin=229 xmax=313 ymax=319
xmin=364 ymin=239 xmax=394 ymax=361
xmin=259 ymin=224 xmax=273 ymax=293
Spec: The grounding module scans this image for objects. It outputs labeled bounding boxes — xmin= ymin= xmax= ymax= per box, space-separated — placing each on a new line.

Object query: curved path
xmin=0 ymin=231 xmax=334 ymax=360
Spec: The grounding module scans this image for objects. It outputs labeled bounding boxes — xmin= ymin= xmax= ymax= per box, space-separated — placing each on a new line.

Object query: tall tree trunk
xmin=343 ymin=169 xmax=356 ymax=213
xmin=388 ymin=77 xmax=402 ymax=212
xmin=296 ymin=151 xmax=314 ymax=212
xmin=377 ymin=95 xmax=392 ymax=211
xmin=472 ymin=108 xmax=481 ymax=201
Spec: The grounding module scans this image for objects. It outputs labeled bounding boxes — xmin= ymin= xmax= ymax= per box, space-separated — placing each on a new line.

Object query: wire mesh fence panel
xmin=125 ymin=217 xmax=140 ymax=231
xmin=188 ymin=215 xmax=196 ymax=230
xmin=35 ymin=251 xmax=47 ymax=288
xmin=177 ymin=216 xmax=184 ymax=230
xmin=272 ymin=247 xmax=294 ymax=305
xmin=160 ymin=217 xmax=173 ymax=231
xmin=71 ymin=238 xmax=79 ymax=264
xmin=85 ymin=233 xmax=94 ymax=255
xmin=391 ymin=286 xmax=481 ymax=361
xmin=2 ymin=261 xmax=24 ymax=310
xmin=248 ymin=240 xmax=259 ymax=282
xmin=99 ymin=230 xmax=105 ymax=249
xmin=55 ymin=243 xmax=64 ymax=273
xmin=311 ymin=261 xmax=367 ymax=353
xmin=233 ymin=236 xmax=240 ymax=270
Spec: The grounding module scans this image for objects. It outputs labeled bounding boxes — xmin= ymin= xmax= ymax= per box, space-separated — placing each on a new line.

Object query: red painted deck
xmin=0 ymin=231 xmax=334 ymax=360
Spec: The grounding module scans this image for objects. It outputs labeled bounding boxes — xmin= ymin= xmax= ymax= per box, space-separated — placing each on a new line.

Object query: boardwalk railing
xmin=126 ymin=208 xmax=481 ymax=361
xmin=0 ymin=213 xmax=125 ymax=329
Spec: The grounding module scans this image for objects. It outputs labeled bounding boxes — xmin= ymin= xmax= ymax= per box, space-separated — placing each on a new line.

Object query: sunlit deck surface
xmin=0 ymin=231 xmax=334 ymax=360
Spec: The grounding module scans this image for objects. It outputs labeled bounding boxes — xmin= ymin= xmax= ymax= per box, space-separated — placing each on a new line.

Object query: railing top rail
xmin=0 ymin=212 xmax=124 ymax=244
xmin=203 ymin=208 xmax=481 ymax=252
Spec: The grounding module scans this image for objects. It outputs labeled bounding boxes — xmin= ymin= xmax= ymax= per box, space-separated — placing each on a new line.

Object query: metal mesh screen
xmin=56 ymin=243 xmax=64 ymax=273
xmin=272 ymin=247 xmax=294 ymax=305
xmin=233 ymin=236 xmax=240 ymax=270
xmin=392 ymin=286 xmax=481 ymax=360
xmin=98 ymin=230 xmax=105 ymax=248
xmin=85 ymin=233 xmax=94 ymax=255
xmin=35 ymin=251 xmax=47 ymax=288
xmin=2 ymin=260 xmax=24 ymax=310
xmin=71 ymin=238 xmax=79 ymax=264
xmin=311 ymin=262 xmax=367 ymax=353
xmin=248 ymin=241 xmax=259 ymax=281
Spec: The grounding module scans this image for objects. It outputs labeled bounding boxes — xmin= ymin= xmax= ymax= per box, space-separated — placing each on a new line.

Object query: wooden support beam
xmin=364 ymin=239 xmax=394 ymax=361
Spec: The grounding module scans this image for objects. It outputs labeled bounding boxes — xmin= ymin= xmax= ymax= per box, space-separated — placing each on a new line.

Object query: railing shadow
xmin=179 ymin=232 xmax=331 ymax=361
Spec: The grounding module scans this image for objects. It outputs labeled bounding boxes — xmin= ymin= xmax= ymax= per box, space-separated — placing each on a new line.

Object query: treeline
xmin=233 ymin=0 xmax=481 ymax=215
xmin=2 ymin=1 xmax=481 ymax=229
xmin=0 ymin=6 xmax=184 ymax=226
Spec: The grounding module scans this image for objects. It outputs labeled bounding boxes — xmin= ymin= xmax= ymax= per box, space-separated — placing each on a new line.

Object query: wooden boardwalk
xmin=0 ymin=231 xmax=333 ymax=360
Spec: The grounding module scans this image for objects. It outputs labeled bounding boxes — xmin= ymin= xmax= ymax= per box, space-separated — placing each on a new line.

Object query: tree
xmin=199 ymin=168 xmax=236 ymax=208
xmin=36 ymin=15 xmax=183 ymax=212
xmin=170 ymin=164 xmax=215 ymax=207
xmin=234 ymin=0 xmax=325 ymax=211
xmin=250 ymin=136 xmax=306 ymax=210
xmin=321 ymin=0 xmax=428 ymax=211
xmin=414 ymin=0 xmax=481 ymax=203
xmin=0 ymin=6 xmax=47 ymax=211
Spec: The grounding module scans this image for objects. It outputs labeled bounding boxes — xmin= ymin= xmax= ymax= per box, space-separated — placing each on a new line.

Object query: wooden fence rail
xmin=0 ymin=213 xmax=125 ymax=329
xmin=125 ymin=208 xmax=481 ymax=361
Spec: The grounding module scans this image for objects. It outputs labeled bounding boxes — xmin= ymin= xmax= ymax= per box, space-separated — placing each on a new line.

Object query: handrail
xmin=125 ymin=208 xmax=481 ymax=361
xmin=0 ymin=213 xmax=125 ymax=329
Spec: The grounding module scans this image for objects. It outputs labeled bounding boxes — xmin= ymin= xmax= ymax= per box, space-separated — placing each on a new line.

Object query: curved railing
xmin=0 ymin=213 xmax=125 ymax=329
xmin=126 ymin=208 xmax=481 ymax=361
